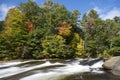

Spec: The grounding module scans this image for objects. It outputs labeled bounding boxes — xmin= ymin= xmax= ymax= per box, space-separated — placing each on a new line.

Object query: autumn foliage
xmin=0 ymin=0 xmax=120 ymax=60
xmin=58 ymin=22 xmax=72 ymax=36
xmin=26 ymin=19 xmax=34 ymax=32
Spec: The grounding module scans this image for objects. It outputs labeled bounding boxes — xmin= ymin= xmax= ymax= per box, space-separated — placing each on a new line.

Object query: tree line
xmin=0 ymin=0 xmax=120 ymax=60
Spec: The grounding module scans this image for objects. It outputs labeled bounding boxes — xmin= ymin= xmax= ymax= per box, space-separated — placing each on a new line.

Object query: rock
xmin=103 ymin=57 xmax=120 ymax=69
xmin=103 ymin=56 xmax=120 ymax=76
xmin=112 ymin=65 xmax=120 ymax=76
xmin=81 ymin=58 xmax=104 ymax=66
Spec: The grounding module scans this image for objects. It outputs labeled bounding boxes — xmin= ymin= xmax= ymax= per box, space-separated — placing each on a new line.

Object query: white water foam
xmin=0 ymin=59 xmax=105 ymax=80
xmin=20 ymin=72 xmax=63 ymax=80
xmin=90 ymin=60 xmax=104 ymax=73
xmin=20 ymin=59 xmax=104 ymax=80
xmin=0 ymin=60 xmax=47 ymax=68
xmin=20 ymin=65 xmax=90 ymax=80
xmin=90 ymin=60 xmax=104 ymax=68
xmin=0 ymin=62 xmax=22 ymax=68
xmin=0 ymin=61 xmax=63 ymax=78
xmin=20 ymin=61 xmax=90 ymax=80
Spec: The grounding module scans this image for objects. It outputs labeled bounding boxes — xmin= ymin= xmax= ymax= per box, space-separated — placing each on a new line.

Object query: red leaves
xmin=26 ymin=19 xmax=34 ymax=32
xmin=58 ymin=22 xmax=72 ymax=36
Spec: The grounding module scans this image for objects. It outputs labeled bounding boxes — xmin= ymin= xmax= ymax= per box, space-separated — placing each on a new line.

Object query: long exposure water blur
xmin=0 ymin=59 xmax=120 ymax=80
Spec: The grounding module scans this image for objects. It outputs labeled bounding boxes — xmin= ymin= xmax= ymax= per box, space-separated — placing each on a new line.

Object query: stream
xmin=0 ymin=58 xmax=120 ymax=80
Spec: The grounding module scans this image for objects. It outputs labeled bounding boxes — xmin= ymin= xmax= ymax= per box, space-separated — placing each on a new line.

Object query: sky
xmin=0 ymin=0 xmax=120 ymax=21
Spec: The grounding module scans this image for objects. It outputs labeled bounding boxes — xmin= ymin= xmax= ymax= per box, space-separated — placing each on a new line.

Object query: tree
xmin=81 ymin=10 xmax=120 ymax=57
xmin=41 ymin=35 xmax=74 ymax=58
xmin=109 ymin=36 xmax=120 ymax=56
xmin=58 ymin=21 xmax=72 ymax=37
xmin=0 ymin=21 xmax=4 ymax=32
xmin=19 ymin=0 xmax=40 ymax=21
xmin=81 ymin=10 xmax=98 ymax=57
xmin=4 ymin=8 xmax=28 ymax=35
xmin=0 ymin=0 xmax=89 ymax=59
xmin=114 ymin=16 xmax=120 ymax=25
xmin=0 ymin=8 xmax=29 ymax=59
xmin=88 ymin=9 xmax=99 ymax=19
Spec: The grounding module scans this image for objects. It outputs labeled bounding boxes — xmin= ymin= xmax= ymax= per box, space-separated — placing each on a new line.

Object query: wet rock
xmin=103 ymin=56 xmax=120 ymax=76
xmin=81 ymin=58 xmax=104 ymax=66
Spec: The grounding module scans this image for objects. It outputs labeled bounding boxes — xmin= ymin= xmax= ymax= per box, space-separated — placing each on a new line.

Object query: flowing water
xmin=0 ymin=59 xmax=120 ymax=80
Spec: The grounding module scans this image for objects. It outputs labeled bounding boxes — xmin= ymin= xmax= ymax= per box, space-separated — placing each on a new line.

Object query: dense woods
xmin=0 ymin=0 xmax=120 ymax=60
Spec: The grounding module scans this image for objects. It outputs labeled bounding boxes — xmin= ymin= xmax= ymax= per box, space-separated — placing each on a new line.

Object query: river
xmin=0 ymin=58 xmax=120 ymax=80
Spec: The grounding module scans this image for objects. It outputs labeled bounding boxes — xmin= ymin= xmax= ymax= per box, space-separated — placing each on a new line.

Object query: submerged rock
xmin=103 ymin=56 xmax=120 ymax=76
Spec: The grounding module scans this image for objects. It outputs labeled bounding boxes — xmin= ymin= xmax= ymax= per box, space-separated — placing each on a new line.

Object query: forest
xmin=0 ymin=0 xmax=120 ymax=60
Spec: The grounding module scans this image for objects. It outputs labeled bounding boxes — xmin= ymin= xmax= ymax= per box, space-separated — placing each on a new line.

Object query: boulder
xmin=103 ymin=56 xmax=120 ymax=76
xmin=112 ymin=65 xmax=120 ymax=76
